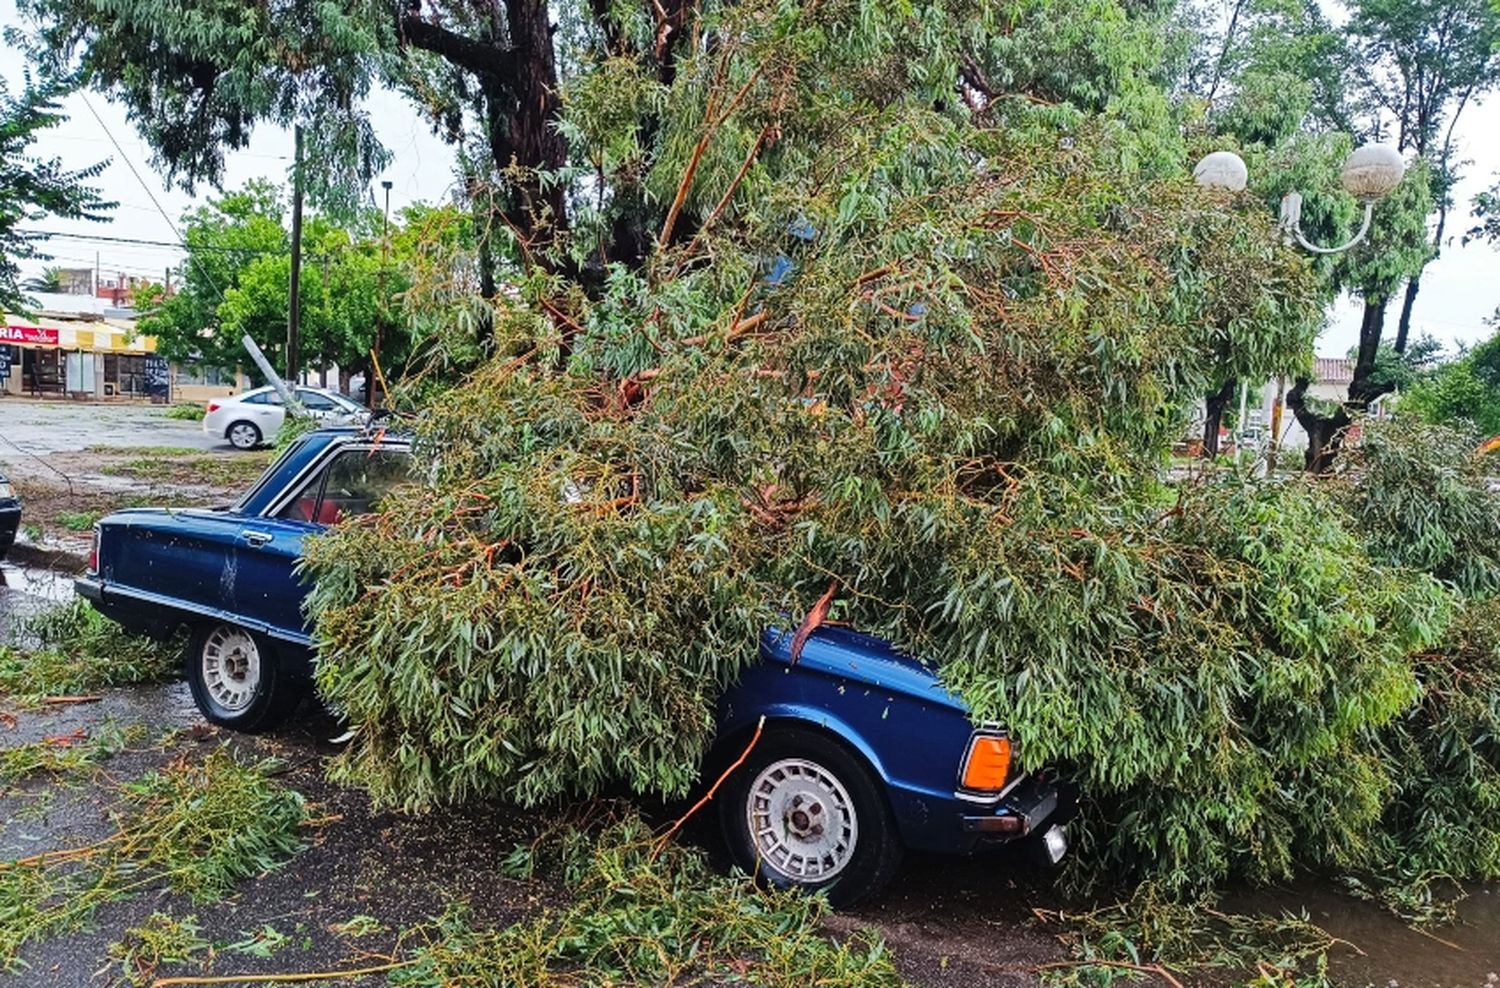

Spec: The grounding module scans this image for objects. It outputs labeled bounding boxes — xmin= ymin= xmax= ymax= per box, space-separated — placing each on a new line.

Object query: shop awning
xmin=1 ymin=314 xmax=156 ymax=354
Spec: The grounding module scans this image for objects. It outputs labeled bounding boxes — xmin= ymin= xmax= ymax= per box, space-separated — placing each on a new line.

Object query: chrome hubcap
xmin=229 ymin=424 xmax=257 ymax=447
xmin=202 ymin=625 xmax=261 ymax=712
xmin=746 ymin=758 xmax=858 ymax=882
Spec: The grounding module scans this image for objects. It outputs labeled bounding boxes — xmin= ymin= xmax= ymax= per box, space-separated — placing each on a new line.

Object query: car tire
xmin=226 ymin=421 xmax=263 ymax=450
xmin=185 ymin=623 xmax=302 ymax=732
xmin=719 ymin=726 xmax=904 ymax=907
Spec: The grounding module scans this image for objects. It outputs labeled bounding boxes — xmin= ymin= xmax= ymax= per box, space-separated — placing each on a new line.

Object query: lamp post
xmin=371 ymin=179 xmax=393 ymax=410
xmin=1191 ymin=142 xmax=1406 ymax=470
xmin=1193 ymin=142 xmax=1406 ymax=253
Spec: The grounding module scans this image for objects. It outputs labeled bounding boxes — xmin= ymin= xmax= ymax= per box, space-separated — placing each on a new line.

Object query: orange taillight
xmin=960 ymin=734 xmax=1012 ymax=793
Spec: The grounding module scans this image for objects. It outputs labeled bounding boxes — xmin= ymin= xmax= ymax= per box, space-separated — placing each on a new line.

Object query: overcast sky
xmin=3 ymin=0 xmax=1497 ymax=357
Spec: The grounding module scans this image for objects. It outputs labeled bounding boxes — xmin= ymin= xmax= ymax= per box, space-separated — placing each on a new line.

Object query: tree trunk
xmin=1394 ymin=201 xmax=1446 ymax=354
xmin=1200 ymin=378 xmax=1237 ymax=459
xmin=1286 ymin=376 xmax=1352 ymax=474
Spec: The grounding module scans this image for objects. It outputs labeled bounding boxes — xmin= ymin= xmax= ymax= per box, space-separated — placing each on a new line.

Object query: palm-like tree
xmin=20 ymin=266 xmax=66 ymax=293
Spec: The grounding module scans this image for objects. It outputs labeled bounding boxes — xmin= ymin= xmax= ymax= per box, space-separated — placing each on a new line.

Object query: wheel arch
xmin=708 ymin=708 xmax=898 ymax=817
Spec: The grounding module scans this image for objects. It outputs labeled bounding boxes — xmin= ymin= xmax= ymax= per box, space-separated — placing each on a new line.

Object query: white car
xmin=204 ymin=386 xmax=368 ymax=450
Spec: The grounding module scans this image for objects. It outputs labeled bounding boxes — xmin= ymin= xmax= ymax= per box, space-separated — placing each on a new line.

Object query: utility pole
xmin=286 ymin=125 xmax=305 ymax=385
xmin=372 ymin=179 xmax=392 ymax=409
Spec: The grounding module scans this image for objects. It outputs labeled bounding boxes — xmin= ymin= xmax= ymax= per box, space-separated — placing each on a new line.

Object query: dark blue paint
xmin=78 ymin=430 xmax=1063 ymax=858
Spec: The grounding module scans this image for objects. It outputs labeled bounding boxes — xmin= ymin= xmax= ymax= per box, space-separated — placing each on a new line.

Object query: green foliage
xmin=1328 ymin=418 xmax=1500 ymax=902
xmin=1400 ymin=324 xmax=1500 ymax=436
xmin=391 ymin=812 xmax=902 ymax=987
xmin=1334 ymin=418 xmax=1500 ymax=595
xmin=0 ymin=748 xmax=304 ymax=969
xmin=296 ymin=0 xmax=1444 ymax=899
xmin=119 ymin=749 xmax=306 ymax=900
xmin=161 ymin=403 xmax=207 ymax=421
xmin=1357 ymin=596 xmax=1500 ymax=918
xmin=0 ymin=599 xmax=175 ymax=702
xmin=0 ymin=74 xmax=111 ymax=312
xmin=13 ymin=0 xmax=389 ymax=212
xmin=54 ymin=510 xmax=99 ymax=531
xmin=0 ymin=721 xmax=139 ymax=786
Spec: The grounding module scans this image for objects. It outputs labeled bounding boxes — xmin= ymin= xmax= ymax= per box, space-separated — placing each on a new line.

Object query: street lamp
xmin=371 ymin=179 xmax=393 ymax=410
xmin=1193 ymin=142 xmax=1406 ymax=255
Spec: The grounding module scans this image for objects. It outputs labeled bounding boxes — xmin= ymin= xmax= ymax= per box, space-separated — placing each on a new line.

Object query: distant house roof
xmin=1314 ymin=357 xmax=1354 ymax=384
xmin=16 ymin=292 xmax=111 ymax=317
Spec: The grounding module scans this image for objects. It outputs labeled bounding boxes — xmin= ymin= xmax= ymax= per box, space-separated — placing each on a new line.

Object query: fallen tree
xmin=291 ymin=0 xmax=1480 ymax=896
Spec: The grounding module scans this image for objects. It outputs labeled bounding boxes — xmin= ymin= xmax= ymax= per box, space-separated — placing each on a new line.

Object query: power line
xmin=78 ymin=93 xmax=228 ymax=304
xmin=27 ymin=229 xmax=291 ymax=256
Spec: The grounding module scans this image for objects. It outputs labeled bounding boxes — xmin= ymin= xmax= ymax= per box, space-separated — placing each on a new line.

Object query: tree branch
xmin=399 ymin=13 xmax=510 ymax=81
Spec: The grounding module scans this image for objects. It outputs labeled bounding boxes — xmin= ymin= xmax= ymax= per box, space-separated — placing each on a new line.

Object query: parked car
xmin=0 ymin=473 xmax=18 ymax=560
xmin=203 ymin=386 xmax=369 ymax=450
xmin=76 ymin=428 xmax=1069 ymax=903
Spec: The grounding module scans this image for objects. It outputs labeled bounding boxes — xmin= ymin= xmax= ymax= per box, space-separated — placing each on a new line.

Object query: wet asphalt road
xmin=0 ymin=399 xmax=226 ymax=457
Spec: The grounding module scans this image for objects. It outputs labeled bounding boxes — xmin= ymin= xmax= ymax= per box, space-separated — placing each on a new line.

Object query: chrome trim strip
xmin=92 ymin=580 xmax=313 ymax=648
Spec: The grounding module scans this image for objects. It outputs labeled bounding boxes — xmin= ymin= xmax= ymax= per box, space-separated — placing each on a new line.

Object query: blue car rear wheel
xmin=185 ymin=623 xmax=302 ymax=732
xmin=719 ymin=726 xmax=903 ymax=906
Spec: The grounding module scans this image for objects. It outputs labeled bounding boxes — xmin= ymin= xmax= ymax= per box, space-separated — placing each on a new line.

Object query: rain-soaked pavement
xmin=0 ymin=399 xmax=226 ymax=458
xmin=0 ymin=564 xmax=1498 ymax=986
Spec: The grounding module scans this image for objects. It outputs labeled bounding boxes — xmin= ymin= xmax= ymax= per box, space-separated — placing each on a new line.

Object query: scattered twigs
xmin=150 ymin=959 xmax=417 ymax=987
xmin=40 ymin=695 xmax=102 ymax=706
xmin=651 ymin=715 xmax=765 ymax=860
xmin=984 ymin=959 xmax=1185 ymax=988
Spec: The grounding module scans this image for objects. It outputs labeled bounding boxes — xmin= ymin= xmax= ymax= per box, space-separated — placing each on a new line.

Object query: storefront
xmin=0 ymin=317 xmax=166 ymax=400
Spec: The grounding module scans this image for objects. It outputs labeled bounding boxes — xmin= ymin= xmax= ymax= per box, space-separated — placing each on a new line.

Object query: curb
xmin=5 ymin=541 xmax=87 ymax=574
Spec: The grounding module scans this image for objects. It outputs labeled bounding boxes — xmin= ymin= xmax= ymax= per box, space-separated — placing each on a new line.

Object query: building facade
xmin=1 ymin=294 xmax=243 ymax=404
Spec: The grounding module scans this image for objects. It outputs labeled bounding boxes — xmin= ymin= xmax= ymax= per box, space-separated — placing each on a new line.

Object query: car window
xmin=297 ymin=389 xmax=338 ymax=411
xmin=277 ymin=449 xmax=411 ymax=524
xmin=244 ymin=390 xmax=283 ymax=406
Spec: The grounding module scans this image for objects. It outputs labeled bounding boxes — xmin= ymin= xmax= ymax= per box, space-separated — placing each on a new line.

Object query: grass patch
xmin=1036 ymin=883 xmax=1348 ymax=988
xmin=161 ymin=404 xmax=207 ymax=421
xmin=85 ymin=445 xmax=202 ymax=457
xmin=102 ymin=451 xmax=271 ymax=490
xmin=0 ymin=599 xmax=177 ymax=703
xmin=54 ymin=511 xmax=100 ymax=532
xmin=0 ymin=747 xmax=306 ymax=969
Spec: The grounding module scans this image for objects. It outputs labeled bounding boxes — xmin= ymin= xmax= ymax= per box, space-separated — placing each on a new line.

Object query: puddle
xmin=1225 ymin=879 xmax=1500 ymax=987
xmin=0 ymin=562 xmax=78 ymax=601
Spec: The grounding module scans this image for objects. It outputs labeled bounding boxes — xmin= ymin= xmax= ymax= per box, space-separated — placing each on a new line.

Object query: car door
xmin=239 ymin=390 xmax=288 ymax=433
xmin=232 ymin=444 xmax=412 ymax=636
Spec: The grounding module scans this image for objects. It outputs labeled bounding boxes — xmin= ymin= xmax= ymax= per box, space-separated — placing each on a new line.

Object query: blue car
xmin=76 ymin=428 xmax=1068 ymax=903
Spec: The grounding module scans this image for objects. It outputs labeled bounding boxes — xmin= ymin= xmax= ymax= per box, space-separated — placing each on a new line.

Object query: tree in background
xmin=1178 ymin=0 xmax=1499 ymax=470
xmin=136 ymin=180 xmax=422 ymax=387
xmin=19 ymin=265 xmax=65 ymax=293
xmin=0 ymin=76 xmax=110 ymax=313
xmin=1399 ymin=317 xmax=1500 ymax=436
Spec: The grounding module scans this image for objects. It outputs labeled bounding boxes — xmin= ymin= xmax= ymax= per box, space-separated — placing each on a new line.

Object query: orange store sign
xmin=0 ymin=325 xmax=60 ymax=345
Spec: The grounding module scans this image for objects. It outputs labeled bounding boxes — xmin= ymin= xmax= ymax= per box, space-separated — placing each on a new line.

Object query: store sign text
xmin=0 ymin=325 xmax=60 ymax=345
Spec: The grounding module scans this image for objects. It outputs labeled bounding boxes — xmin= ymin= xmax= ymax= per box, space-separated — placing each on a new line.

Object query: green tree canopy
xmin=137 ymin=179 xmax=423 ymax=381
xmin=0 ymin=76 xmax=110 ymax=313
